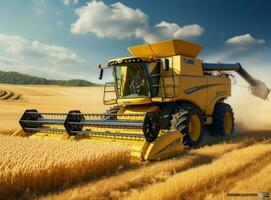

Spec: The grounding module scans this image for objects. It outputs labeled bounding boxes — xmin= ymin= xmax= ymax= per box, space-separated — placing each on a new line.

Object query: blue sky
xmin=0 ymin=0 xmax=270 ymax=83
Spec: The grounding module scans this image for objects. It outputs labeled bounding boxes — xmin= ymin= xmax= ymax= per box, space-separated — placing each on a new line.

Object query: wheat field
xmin=0 ymin=135 xmax=130 ymax=200
xmin=0 ymin=84 xmax=106 ymax=135
xmin=0 ymin=84 xmax=271 ymax=200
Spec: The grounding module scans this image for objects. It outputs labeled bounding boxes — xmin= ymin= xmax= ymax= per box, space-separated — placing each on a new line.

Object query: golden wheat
xmin=41 ymin=140 xmax=259 ymax=200
xmin=124 ymin=143 xmax=271 ymax=200
xmin=0 ymin=135 xmax=130 ymax=200
xmin=0 ymin=118 xmax=20 ymax=135
xmin=206 ymin=159 xmax=271 ymax=199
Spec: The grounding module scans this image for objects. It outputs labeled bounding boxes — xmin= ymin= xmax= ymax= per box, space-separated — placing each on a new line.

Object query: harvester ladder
xmin=103 ymin=82 xmax=117 ymax=104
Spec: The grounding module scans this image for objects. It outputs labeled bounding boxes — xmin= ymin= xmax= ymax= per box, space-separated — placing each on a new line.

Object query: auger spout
xmin=203 ymin=62 xmax=270 ymax=100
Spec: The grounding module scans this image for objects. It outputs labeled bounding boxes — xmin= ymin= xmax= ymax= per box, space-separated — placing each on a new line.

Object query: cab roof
xmin=107 ymin=56 xmax=158 ymax=66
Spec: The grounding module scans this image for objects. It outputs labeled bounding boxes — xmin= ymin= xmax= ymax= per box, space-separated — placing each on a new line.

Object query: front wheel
xmin=170 ymin=104 xmax=203 ymax=147
xmin=210 ymin=103 xmax=234 ymax=136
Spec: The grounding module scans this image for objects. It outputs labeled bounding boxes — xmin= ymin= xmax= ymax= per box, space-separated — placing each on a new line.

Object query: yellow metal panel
xmin=158 ymin=57 xmax=177 ymax=97
xmin=118 ymin=105 xmax=159 ymax=115
xmin=117 ymin=98 xmax=152 ymax=105
xmin=143 ymin=130 xmax=184 ymax=161
xmin=117 ymin=104 xmax=159 ymax=120
xmin=176 ymin=75 xmax=208 ymax=110
xmin=128 ymin=39 xmax=202 ymax=58
xmin=157 ymin=55 xmax=204 ymax=99
xmin=170 ymin=55 xmax=203 ymax=76
xmin=104 ymin=99 xmax=117 ymax=105
xmin=206 ymin=75 xmax=231 ymax=115
xmin=180 ymin=56 xmax=203 ymax=77
xmin=85 ymin=126 xmax=145 ymax=135
xmin=151 ymin=97 xmax=177 ymax=102
xmin=173 ymin=40 xmax=202 ymax=58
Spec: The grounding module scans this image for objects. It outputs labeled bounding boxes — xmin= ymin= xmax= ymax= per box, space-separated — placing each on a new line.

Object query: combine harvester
xmin=18 ymin=40 xmax=270 ymax=161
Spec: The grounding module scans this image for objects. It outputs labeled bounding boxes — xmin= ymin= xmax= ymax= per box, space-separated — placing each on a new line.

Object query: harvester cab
xmin=18 ymin=39 xmax=270 ymax=161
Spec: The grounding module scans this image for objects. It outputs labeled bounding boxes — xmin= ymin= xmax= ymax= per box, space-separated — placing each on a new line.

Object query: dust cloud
xmin=227 ymin=82 xmax=271 ymax=131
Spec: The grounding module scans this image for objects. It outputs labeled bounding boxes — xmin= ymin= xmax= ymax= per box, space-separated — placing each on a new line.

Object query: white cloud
xmin=62 ymin=0 xmax=79 ymax=5
xmin=225 ymin=34 xmax=265 ymax=50
xmin=71 ymin=1 xmax=148 ymax=39
xmin=71 ymin=1 xmax=204 ymax=42
xmin=155 ymin=21 xmax=203 ymax=39
xmin=0 ymin=34 xmax=82 ymax=64
xmin=0 ymin=56 xmax=18 ymax=66
xmin=0 ymin=34 xmax=88 ymax=80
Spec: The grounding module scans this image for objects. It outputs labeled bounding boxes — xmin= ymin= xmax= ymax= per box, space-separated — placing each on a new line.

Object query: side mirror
xmin=98 ymin=64 xmax=103 ymax=80
xmin=162 ymin=59 xmax=170 ymax=71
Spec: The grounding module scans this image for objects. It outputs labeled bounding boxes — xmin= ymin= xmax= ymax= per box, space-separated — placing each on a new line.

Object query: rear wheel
xmin=170 ymin=104 xmax=203 ymax=147
xmin=210 ymin=103 xmax=234 ymax=136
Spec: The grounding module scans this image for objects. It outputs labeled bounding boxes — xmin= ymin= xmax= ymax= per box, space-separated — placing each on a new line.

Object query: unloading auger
xmin=18 ymin=39 xmax=270 ymax=161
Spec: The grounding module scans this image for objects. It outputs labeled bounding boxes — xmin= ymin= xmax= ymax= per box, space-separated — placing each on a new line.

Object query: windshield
xmin=114 ymin=63 xmax=150 ymax=98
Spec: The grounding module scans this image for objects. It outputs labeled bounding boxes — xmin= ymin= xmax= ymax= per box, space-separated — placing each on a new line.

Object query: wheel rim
xmin=224 ymin=112 xmax=233 ymax=135
xmin=188 ymin=115 xmax=201 ymax=141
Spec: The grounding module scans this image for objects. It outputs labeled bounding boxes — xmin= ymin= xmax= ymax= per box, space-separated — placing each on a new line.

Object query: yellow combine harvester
xmin=19 ymin=39 xmax=270 ymax=161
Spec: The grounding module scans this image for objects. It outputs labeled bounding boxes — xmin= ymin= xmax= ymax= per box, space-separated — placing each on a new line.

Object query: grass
xmin=0 ymin=135 xmax=131 ymax=200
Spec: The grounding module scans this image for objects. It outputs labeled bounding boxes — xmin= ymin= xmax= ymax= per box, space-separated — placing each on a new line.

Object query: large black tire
xmin=105 ymin=105 xmax=122 ymax=120
xmin=210 ymin=103 xmax=234 ymax=136
xmin=170 ymin=104 xmax=204 ymax=147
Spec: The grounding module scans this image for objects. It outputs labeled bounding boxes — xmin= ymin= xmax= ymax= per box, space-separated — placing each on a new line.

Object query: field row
xmin=1 ymin=133 xmax=271 ymax=200
xmin=125 ymin=141 xmax=271 ymax=200
xmin=0 ymin=89 xmax=22 ymax=100
xmin=42 ymin=138 xmax=266 ymax=200
xmin=1 ymin=130 xmax=271 ymax=199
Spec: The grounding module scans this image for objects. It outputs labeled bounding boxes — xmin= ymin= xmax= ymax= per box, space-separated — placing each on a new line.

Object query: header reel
xmin=19 ymin=109 xmax=184 ymax=160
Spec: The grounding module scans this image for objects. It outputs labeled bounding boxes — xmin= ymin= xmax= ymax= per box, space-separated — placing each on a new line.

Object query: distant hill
xmin=0 ymin=71 xmax=96 ymax=87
